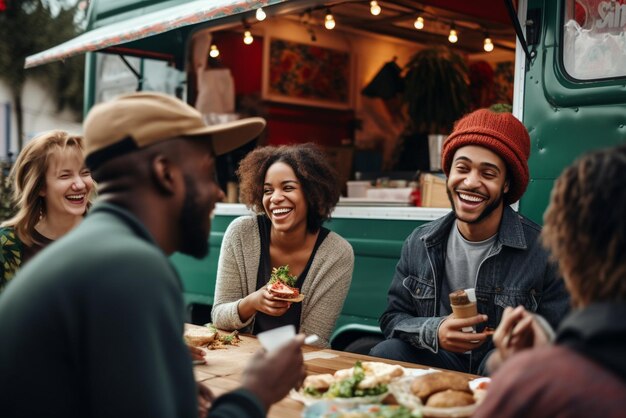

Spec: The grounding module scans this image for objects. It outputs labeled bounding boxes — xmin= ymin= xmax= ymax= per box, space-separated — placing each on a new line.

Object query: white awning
xmin=25 ymin=0 xmax=288 ymax=69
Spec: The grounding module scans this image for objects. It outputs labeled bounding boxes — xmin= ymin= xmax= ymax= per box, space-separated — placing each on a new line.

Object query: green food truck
xmin=26 ymin=0 xmax=626 ymax=352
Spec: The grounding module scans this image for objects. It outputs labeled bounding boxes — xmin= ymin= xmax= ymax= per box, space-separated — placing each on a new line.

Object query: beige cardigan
xmin=211 ymin=215 xmax=354 ymax=347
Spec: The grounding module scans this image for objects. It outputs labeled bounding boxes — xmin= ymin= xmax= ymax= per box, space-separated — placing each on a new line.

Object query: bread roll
xmin=183 ymin=327 xmax=217 ymax=347
xmin=410 ymin=372 xmax=471 ymax=401
xmin=425 ymin=389 xmax=475 ymax=407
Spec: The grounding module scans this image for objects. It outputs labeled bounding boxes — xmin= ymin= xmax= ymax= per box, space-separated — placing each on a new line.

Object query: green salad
xmin=306 ymin=361 xmax=388 ymax=399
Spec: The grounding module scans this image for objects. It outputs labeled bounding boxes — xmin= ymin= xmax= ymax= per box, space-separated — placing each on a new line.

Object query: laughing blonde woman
xmin=1 ymin=131 xmax=94 ymax=291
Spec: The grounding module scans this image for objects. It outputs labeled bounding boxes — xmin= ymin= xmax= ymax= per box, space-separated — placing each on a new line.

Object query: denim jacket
xmin=379 ymin=206 xmax=570 ymax=365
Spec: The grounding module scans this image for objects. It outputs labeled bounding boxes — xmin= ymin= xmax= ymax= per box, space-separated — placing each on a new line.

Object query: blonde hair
xmin=1 ymin=130 xmax=93 ymax=245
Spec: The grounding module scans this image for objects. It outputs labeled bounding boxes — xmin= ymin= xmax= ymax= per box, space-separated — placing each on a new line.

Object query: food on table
xmin=303 ymin=361 xmax=404 ymax=399
xmin=304 ymin=374 xmax=335 ymax=392
xmin=410 ymin=371 xmax=473 ymax=407
xmin=184 ymin=325 xmax=217 ymax=347
xmin=184 ymin=324 xmax=241 ymax=350
xmin=424 ymin=389 xmax=475 ymax=408
xmin=267 ymin=265 xmax=304 ymax=301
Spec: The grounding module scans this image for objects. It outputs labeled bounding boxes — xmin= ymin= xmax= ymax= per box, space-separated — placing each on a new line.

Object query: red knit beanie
xmin=441 ymin=109 xmax=530 ymax=204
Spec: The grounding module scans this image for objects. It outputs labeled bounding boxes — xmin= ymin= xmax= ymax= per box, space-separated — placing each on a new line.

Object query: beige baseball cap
xmin=83 ymin=91 xmax=266 ymax=170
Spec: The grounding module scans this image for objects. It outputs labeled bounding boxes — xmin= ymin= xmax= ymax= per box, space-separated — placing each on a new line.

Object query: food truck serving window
xmin=562 ymin=0 xmax=626 ymax=80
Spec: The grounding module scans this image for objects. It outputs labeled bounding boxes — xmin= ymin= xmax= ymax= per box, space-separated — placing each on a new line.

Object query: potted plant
xmin=402 ymin=46 xmax=470 ymax=171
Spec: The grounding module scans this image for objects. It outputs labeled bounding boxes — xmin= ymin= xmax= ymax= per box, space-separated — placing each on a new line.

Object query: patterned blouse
xmin=0 ymin=227 xmax=23 ymax=292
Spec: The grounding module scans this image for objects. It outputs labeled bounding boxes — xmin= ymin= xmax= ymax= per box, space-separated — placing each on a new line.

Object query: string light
xmin=324 ymin=8 xmax=335 ymax=30
xmin=483 ymin=32 xmax=494 ymax=52
xmin=243 ymin=28 xmax=253 ymax=45
xmin=255 ymin=7 xmax=266 ymax=21
xmin=209 ymin=44 xmax=220 ymax=58
xmin=448 ymin=23 xmax=458 ymax=43
xmin=370 ymin=1 xmax=381 ymax=16
xmin=413 ymin=15 xmax=424 ymax=30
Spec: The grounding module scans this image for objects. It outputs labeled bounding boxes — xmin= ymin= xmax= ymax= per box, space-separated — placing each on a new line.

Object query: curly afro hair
xmin=542 ymin=144 xmax=626 ymax=308
xmin=237 ymin=143 xmax=340 ymax=233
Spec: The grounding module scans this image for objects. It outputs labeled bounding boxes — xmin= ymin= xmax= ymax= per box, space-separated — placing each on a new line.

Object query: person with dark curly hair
xmin=211 ymin=143 xmax=354 ymax=347
xmin=475 ymin=144 xmax=626 ymax=417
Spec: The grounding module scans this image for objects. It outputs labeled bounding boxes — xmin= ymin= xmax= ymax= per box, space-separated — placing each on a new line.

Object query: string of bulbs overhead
xmin=209 ymin=2 xmax=498 ymax=58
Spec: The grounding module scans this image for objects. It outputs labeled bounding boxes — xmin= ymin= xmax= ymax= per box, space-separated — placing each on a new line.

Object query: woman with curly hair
xmin=1 ymin=131 xmax=94 ymax=292
xmin=475 ymin=144 xmax=626 ymax=417
xmin=211 ymin=143 xmax=354 ymax=347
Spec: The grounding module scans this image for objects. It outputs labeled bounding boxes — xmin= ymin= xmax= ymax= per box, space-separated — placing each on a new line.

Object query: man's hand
xmin=438 ymin=314 xmax=489 ymax=353
xmin=241 ymin=334 xmax=306 ymax=411
xmin=188 ymin=345 xmax=206 ymax=364
xmin=196 ymin=382 xmax=214 ymax=418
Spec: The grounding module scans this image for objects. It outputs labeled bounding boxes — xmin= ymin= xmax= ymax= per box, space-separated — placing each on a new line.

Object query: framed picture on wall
xmin=262 ymin=37 xmax=352 ymax=109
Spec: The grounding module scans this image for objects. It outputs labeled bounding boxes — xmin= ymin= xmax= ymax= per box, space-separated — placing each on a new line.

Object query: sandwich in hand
xmin=266 ymin=265 xmax=304 ymax=302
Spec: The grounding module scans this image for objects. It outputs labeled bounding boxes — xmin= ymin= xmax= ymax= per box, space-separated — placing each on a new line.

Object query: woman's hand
xmin=238 ymin=288 xmax=291 ymax=322
xmin=253 ymin=287 xmax=291 ymax=317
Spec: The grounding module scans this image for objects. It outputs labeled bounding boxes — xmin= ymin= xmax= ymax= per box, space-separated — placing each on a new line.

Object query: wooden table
xmin=189 ymin=326 xmax=478 ymax=418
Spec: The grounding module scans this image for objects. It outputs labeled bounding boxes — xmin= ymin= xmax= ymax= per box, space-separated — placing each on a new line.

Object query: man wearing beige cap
xmin=370 ymin=108 xmax=569 ymax=376
xmin=0 ymin=92 xmax=305 ymax=418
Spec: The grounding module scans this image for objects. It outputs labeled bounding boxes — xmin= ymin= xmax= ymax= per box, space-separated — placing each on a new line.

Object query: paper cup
xmin=257 ymin=325 xmax=296 ymax=353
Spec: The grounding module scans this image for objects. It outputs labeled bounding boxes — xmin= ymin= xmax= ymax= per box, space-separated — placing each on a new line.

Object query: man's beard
xmin=179 ymin=175 xmax=210 ymax=259
xmin=447 ymin=185 xmax=505 ymax=225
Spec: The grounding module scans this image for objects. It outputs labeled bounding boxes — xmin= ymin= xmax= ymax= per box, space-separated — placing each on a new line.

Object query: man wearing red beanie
xmin=370 ymin=108 xmax=570 ymax=376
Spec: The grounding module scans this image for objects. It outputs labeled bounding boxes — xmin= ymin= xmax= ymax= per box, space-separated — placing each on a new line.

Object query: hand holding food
xmin=252 ymin=286 xmax=291 ymax=317
xmin=488 ymin=305 xmax=552 ymax=373
xmin=267 ymin=265 xmax=305 ymax=302
xmin=437 ymin=314 xmax=489 ymax=353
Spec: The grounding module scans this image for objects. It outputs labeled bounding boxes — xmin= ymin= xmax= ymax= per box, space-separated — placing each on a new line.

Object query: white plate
xmin=301 ymin=401 xmax=419 ymax=418
xmin=292 ymin=367 xmax=435 ymax=407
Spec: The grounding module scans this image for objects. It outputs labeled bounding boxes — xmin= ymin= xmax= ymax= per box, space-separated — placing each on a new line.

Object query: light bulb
xmin=414 ymin=16 xmax=424 ymax=30
xmin=325 ymin=10 xmax=335 ymax=30
xmin=255 ymin=7 xmax=266 ymax=21
xmin=243 ymin=30 xmax=253 ymax=45
xmin=483 ymin=37 xmax=494 ymax=52
xmin=370 ymin=1 xmax=381 ymax=16
xmin=448 ymin=28 xmax=458 ymax=43
xmin=483 ymin=33 xmax=494 ymax=52
xmin=209 ymin=44 xmax=220 ymax=58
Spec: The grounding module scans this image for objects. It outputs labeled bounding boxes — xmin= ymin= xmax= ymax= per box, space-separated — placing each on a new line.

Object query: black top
xmin=253 ymin=215 xmax=329 ymax=334
xmin=22 ymin=228 xmax=54 ymax=265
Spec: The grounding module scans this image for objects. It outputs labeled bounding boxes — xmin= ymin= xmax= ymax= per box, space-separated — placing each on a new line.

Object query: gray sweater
xmin=211 ymin=215 xmax=354 ymax=347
